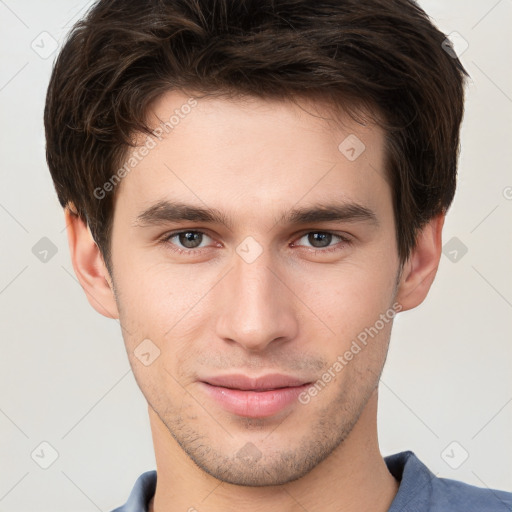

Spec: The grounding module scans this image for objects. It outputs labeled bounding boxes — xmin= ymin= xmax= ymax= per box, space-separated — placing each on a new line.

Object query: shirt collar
xmin=117 ymin=451 xmax=431 ymax=511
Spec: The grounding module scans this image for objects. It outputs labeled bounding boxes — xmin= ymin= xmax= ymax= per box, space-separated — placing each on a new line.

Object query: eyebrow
xmin=133 ymin=200 xmax=379 ymax=229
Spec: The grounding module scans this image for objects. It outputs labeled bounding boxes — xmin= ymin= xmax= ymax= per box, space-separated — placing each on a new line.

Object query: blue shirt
xmin=111 ymin=451 xmax=512 ymax=511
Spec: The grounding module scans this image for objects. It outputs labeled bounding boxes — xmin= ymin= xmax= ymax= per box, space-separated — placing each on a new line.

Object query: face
xmin=108 ymin=91 xmax=402 ymax=486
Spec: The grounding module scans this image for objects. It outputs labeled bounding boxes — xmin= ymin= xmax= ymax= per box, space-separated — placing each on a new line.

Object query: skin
xmin=66 ymin=91 xmax=444 ymax=512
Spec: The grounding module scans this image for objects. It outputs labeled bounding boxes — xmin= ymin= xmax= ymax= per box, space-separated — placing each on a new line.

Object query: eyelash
xmin=158 ymin=230 xmax=353 ymax=256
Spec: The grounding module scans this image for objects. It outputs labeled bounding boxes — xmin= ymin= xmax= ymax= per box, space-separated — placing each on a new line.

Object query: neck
xmin=148 ymin=390 xmax=398 ymax=512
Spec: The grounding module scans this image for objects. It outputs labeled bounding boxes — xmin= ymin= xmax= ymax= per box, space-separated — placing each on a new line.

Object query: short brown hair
xmin=44 ymin=0 xmax=467 ymax=270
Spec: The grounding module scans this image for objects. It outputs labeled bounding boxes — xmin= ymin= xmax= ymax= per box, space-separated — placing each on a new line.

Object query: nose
xmin=215 ymin=248 xmax=299 ymax=352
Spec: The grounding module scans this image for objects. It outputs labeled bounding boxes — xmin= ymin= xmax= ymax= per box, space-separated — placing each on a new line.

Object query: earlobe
xmin=65 ymin=207 xmax=119 ymax=319
xmin=395 ymin=214 xmax=445 ymax=312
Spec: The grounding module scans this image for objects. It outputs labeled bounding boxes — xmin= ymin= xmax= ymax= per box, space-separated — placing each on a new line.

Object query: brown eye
xmin=307 ymin=232 xmax=332 ymax=248
xmin=162 ymin=230 xmax=213 ymax=252
xmin=292 ymin=231 xmax=353 ymax=254
xmin=178 ymin=231 xmax=203 ymax=248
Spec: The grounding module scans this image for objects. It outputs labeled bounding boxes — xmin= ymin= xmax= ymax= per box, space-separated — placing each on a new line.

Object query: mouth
xmin=198 ymin=374 xmax=312 ymax=418
xmin=201 ymin=373 xmax=310 ymax=390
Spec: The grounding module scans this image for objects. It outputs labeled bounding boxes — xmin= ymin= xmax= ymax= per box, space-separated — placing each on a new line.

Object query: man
xmin=43 ymin=0 xmax=511 ymax=511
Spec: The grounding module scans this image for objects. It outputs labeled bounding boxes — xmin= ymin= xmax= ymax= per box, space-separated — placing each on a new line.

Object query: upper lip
xmin=201 ymin=374 xmax=310 ymax=391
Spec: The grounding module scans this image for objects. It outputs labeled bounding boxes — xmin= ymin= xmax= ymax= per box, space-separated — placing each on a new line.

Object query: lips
xmin=198 ymin=374 xmax=312 ymax=418
xmin=202 ymin=373 xmax=309 ymax=391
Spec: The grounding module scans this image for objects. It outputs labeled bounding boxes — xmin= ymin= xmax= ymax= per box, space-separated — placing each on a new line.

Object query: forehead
xmin=114 ymin=90 xmax=390 ymax=224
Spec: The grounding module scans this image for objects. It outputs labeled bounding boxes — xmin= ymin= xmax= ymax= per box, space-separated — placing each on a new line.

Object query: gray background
xmin=0 ymin=0 xmax=511 ymax=510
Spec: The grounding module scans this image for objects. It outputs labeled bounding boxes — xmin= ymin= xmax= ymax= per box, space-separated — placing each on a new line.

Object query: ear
xmin=395 ymin=213 xmax=445 ymax=312
xmin=65 ymin=207 xmax=119 ymax=319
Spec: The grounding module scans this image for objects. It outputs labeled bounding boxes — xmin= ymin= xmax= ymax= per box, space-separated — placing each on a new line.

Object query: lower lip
xmin=199 ymin=382 xmax=311 ymax=418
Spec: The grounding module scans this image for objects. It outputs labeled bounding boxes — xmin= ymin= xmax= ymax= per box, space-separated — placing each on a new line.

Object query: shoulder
xmin=432 ymin=473 xmax=512 ymax=511
xmin=110 ymin=470 xmax=157 ymax=512
xmin=385 ymin=451 xmax=512 ymax=512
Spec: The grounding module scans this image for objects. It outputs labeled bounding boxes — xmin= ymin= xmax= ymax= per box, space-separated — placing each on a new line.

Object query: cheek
xmin=114 ymin=260 xmax=221 ymax=377
xmin=295 ymin=258 xmax=397 ymax=340
xmin=116 ymin=254 xmax=396 ymax=342
xmin=303 ymin=266 xmax=397 ymax=397
xmin=115 ymin=257 xmax=209 ymax=326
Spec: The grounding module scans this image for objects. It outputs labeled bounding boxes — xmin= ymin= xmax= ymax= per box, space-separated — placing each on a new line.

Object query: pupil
xmin=179 ymin=232 xmax=202 ymax=248
xmin=308 ymin=232 xmax=331 ymax=248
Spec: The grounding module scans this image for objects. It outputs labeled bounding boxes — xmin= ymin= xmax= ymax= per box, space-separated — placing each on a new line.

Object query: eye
xmin=293 ymin=231 xmax=352 ymax=252
xmin=158 ymin=229 xmax=352 ymax=257
xmin=160 ymin=230 xmax=214 ymax=252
